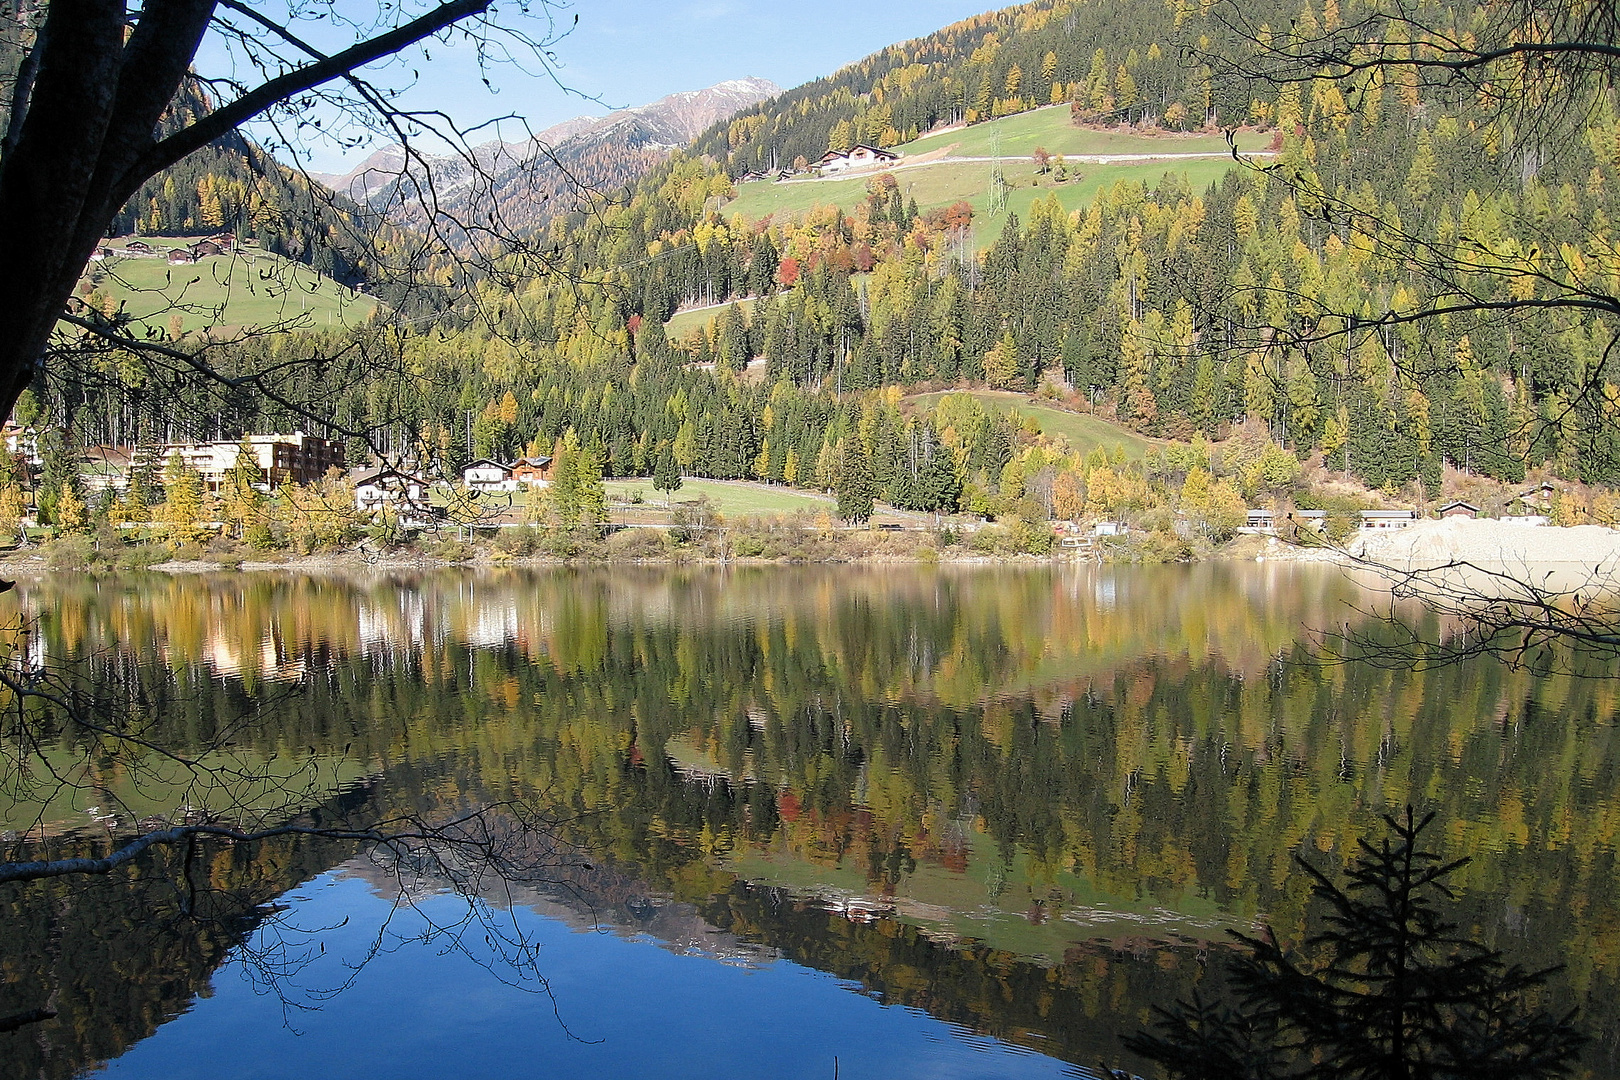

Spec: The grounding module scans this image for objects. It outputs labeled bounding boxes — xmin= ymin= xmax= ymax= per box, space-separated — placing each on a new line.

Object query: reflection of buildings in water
xmin=355 ymin=588 xmax=429 ymax=656
xmin=1093 ymin=574 xmax=1117 ymax=612
xmin=461 ymin=594 xmax=520 ymax=650
xmin=197 ymin=625 xmax=308 ymax=682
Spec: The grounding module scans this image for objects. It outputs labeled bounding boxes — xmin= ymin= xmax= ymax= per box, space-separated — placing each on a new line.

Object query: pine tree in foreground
xmin=1119 ymin=808 xmax=1586 ymax=1080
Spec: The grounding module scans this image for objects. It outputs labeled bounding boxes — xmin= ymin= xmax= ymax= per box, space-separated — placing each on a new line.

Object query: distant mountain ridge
xmin=321 ymin=77 xmax=780 ymax=233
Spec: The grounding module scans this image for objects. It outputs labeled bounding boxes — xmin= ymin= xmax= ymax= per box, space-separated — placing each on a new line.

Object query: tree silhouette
xmin=1122 ymin=808 xmax=1587 ymax=1080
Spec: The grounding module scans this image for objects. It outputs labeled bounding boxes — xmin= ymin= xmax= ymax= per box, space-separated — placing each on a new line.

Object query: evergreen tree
xmin=653 ymin=443 xmax=683 ymax=506
xmin=35 ymin=428 xmax=80 ymax=527
xmin=836 ymin=436 xmax=876 ymax=524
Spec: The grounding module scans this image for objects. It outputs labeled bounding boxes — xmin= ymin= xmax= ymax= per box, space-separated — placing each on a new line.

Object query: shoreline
xmin=7 ymin=518 xmax=1619 ymax=578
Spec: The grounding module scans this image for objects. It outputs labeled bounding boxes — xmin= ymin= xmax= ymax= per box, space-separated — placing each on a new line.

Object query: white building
xmin=461 ymin=458 xmax=516 ymax=493
xmin=353 ymin=468 xmax=428 ymax=516
xmin=815 ymin=144 xmax=900 ymax=174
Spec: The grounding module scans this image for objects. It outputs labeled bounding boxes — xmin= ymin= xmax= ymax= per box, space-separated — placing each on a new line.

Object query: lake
xmin=1 ymin=565 xmax=1616 ymax=1079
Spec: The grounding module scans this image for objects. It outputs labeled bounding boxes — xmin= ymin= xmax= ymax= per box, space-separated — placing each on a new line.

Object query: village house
xmin=1436 ymin=500 xmax=1481 ymax=519
xmin=510 ymin=456 xmax=554 ymax=488
xmin=1359 ymin=509 xmax=1416 ymax=530
xmin=815 ymin=144 xmax=900 ymax=174
xmin=79 ymin=446 xmax=135 ymax=493
xmin=352 ymin=467 xmax=429 ymax=517
xmin=125 ymin=239 xmax=153 ymax=253
xmin=461 ymin=458 xmax=516 ymax=492
xmin=166 ymin=248 xmax=195 ymax=264
xmin=2 ymin=423 xmax=39 ymax=465
xmin=191 ymin=240 xmax=224 ymax=259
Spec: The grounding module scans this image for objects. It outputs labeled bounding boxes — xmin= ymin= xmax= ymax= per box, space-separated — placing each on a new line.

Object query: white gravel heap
xmin=1347 ymin=518 xmax=1620 ymax=567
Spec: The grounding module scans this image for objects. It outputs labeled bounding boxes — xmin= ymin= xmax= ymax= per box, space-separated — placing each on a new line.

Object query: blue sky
xmin=227 ymin=1 xmax=996 ymax=172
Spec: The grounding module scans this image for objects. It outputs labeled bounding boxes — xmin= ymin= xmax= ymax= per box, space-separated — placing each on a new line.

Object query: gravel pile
xmin=1347 ymin=518 xmax=1620 ymax=567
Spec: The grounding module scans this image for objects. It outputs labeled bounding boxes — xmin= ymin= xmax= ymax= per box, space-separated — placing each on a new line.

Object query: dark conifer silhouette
xmin=1121 ymin=808 xmax=1586 ymax=1080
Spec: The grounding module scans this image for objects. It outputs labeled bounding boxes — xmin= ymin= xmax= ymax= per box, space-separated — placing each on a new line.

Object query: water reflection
xmin=1 ymin=565 xmax=1617 ymax=1078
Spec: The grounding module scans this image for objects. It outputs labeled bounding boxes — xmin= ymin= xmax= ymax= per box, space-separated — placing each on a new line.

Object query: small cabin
xmin=1359 ymin=509 xmax=1416 ymax=530
xmin=461 ymin=458 xmax=515 ymax=493
xmin=191 ymin=240 xmax=224 ymax=259
xmin=511 ymin=456 xmax=554 ymax=488
xmin=166 ymin=248 xmax=195 ymax=264
xmin=1436 ymin=500 xmax=1481 ymax=519
xmin=89 ymin=246 xmax=112 ymax=262
xmin=126 ymin=240 xmax=153 ymax=253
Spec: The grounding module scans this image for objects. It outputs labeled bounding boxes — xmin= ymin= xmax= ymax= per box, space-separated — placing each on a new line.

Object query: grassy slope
xmin=82 ymin=239 xmax=377 ymax=335
xmin=607 ymin=477 xmax=833 ymax=516
xmin=728 ymin=108 xmax=1267 ymax=238
xmin=665 ymin=297 xmax=758 ymax=342
xmin=907 ymin=390 xmax=1158 ymax=460
xmin=896 ymin=105 xmax=1271 ymax=159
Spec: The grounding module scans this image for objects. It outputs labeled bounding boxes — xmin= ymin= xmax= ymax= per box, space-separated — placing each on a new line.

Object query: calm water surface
xmin=1 ymin=565 xmax=1617 ymax=1079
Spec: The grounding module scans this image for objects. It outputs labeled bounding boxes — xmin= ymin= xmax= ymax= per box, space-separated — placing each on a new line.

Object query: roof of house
xmin=1437 ymin=500 xmax=1481 ymax=512
xmin=1360 ymin=508 xmax=1416 ymax=517
xmin=461 ymin=458 xmax=512 ymax=473
xmin=512 ymin=455 xmax=554 ymax=468
xmin=817 ymin=144 xmax=899 ymax=166
xmin=352 ymin=466 xmax=425 ymax=486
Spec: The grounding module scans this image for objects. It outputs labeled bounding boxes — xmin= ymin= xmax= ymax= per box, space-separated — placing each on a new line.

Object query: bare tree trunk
xmin=0 ymin=0 xmax=493 ymax=422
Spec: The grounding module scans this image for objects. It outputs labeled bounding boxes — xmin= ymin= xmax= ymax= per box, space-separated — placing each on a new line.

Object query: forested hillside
xmin=44 ymin=0 xmax=1620 ymax=534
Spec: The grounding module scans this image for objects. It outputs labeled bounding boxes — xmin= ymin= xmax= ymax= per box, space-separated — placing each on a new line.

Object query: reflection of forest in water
xmin=3 ymin=565 xmax=1619 ymax=1077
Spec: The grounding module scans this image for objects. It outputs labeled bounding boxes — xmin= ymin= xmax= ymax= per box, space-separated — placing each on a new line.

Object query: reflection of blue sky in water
xmin=95 ymin=874 xmax=1081 ymax=1080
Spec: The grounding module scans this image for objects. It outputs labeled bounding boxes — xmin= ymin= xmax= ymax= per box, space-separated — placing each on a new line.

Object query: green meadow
xmin=80 ymin=239 xmax=377 ymax=336
xmin=728 ymin=156 xmax=1248 ymax=245
xmin=896 ymin=104 xmax=1271 ymax=159
xmin=607 ymin=477 xmax=834 ymax=516
xmin=665 ymin=297 xmax=758 ymax=343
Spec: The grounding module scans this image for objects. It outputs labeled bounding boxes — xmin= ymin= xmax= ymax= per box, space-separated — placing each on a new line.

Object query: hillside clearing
xmin=80 ymin=240 xmax=376 ymax=335
xmin=897 ymin=107 xmax=1272 ymax=160
xmin=665 ymin=297 xmax=758 ymax=342
xmin=607 ymin=477 xmax=833 ymax=516
xmin=906 ymin=390 xmax=1158 ymax=460
xmin=729 ymin=157 xmax=1246 ymax=245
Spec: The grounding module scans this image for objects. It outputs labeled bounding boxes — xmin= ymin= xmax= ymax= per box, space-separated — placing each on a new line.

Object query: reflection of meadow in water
xmin=4 ymin=564 xmax=1620 ymax=1076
